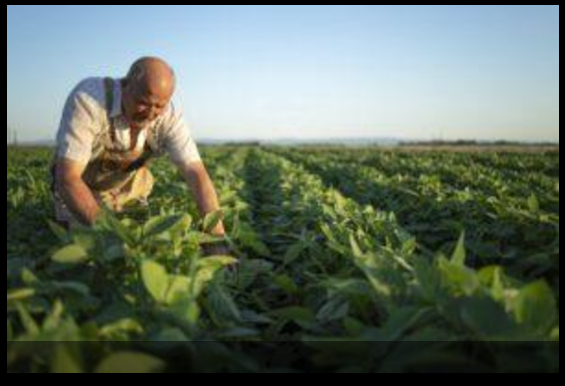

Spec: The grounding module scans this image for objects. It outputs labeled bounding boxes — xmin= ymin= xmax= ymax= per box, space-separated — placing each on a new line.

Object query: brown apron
xmin=53 ymin=78 xmax=155 ymax=224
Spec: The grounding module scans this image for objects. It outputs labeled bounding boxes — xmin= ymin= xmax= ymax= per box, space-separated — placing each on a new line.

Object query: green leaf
xmin=43 ymin=301 xmax=67 ymax=331
xmin=151 ymin=328 xmax=188 ymax=342
xmin=349 ymin=235 xmax=365 ymax=259
xmin=271 ymin=306 xmax=316 ymax=328
xmin=103 ymin=243 xmax=125 ymax=262
xmin=317 ymin=296 xmax=350 ymax=323
xmin=451 ymin=232 xmax=467 ymax=267
xmin=188 ymin=231 xmax=225 ymax=245
xmin=48 ymin=220 xmax=70 ymax=243
xmin=16 ymin=303 xmax=40 ymax=335
xmin=170 ymin=298 xmax=200 ymax=325
xmin=247 ymin=238 xmax=271 ymax=257
xmin=51 ymin=344 xmax=83 ymax=374
xmin=550 ymin=328 xmax=559 ymax=341
xmin=164 ymin=275 xmax=193 ymax=304
xmin=95 ymin=352 xmax=166 ymax=374
xmin=21 ymin=269 xmax=39 ymax=285
xmin=96 ymin=210 xmax=136 ymax=246
xmin=52 ymin=244 xmax=89 ymax=265
xmin=141 ymin=260 xmax=169 ymax=303
xmin=7 ymin=288 xmax=36 ymax=305
xmin=197 ymin=255 xmax=238 ymax=270
xmin=459 ymin=296 xmax=517 ymax=340
xmin=143 ymin=214 xmax=191 ymax=239
xmin=99 ymin=319 xmax=144 ymax=339
xmin=203 ymin=210 xmax=224 ymax=233
xmin=401 ymin=237 xmax=417 ymax=255
xmin=438 ymin=256 xmax=479 ymax=297
xmin=283 ymin=242 xmax=307 ymax=265
xmin=513 ymin=281 xmax=557 ymax=336
xmin=236 ymin=223 xmax=270 ymax=256
xmin=273 ymin=274 xmax=300 ymax=295
xmin=206 ymin=283 xmax=243 ymax=326
xmin=194 ymin=256 xmax=237 ymax=295
xmin=527 ymin=194 xmax=540 ymax=213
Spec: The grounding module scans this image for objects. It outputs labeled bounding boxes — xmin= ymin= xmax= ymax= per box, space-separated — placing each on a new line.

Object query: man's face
xmin=122 ymin=81 xmax=172 ymax=129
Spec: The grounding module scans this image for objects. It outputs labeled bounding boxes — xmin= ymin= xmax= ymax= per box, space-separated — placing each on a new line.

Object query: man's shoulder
xmin=58 ymin=77 xmax=111 ymax=136
xmin=69 ymin=77 xmax=108 ymax=106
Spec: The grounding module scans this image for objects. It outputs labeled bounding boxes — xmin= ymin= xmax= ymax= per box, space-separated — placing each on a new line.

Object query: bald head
xmin=122 ymin=57 xmax=176 ymax=129
xmin=127 ymin=57 xmax=176 ymax=97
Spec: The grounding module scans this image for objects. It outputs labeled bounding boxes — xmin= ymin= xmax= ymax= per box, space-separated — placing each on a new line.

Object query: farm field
xmin=7 ymin=146 xmax=559 ymax=373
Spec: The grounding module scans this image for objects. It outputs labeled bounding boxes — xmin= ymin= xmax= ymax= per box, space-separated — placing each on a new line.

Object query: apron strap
xmin=103 ymin=78 xmax=117 ymax=144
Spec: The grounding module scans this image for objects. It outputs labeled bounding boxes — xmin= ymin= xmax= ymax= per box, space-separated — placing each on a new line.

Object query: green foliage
xmin=7 ymin=146 xmax=559 ymax=373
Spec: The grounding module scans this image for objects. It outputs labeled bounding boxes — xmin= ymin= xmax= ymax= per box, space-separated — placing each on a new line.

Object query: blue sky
xmin=7 ymin=5 xmax=560 ymax=143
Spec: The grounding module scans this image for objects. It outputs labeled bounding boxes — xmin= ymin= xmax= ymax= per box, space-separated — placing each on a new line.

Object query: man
xmin=53 ymin=57 xmax=226 ymax=250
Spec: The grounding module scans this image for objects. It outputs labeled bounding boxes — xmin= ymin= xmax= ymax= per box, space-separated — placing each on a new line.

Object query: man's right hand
xmin=55 ymin=159 xmax=101 ymax=226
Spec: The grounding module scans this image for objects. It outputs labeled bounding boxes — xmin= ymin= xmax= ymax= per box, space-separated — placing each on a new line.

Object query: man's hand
xmin=178 ymin=160 xmax=226 ymax=237
xmin=55 ymin=159 xmax=101 ymax=226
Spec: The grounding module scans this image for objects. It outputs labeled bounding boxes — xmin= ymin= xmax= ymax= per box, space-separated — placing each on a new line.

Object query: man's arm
xmin=55 ymin=159 xmax=101 ymax=226
xmin=178 ymin=160 xmax=226 ymax=236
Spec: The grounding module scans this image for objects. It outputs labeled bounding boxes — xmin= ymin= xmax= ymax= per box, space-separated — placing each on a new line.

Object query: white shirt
xmin=56 ymin=77 xmax=201 ymax=166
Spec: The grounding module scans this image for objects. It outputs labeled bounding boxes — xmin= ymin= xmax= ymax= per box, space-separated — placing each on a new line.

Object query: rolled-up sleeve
xmin=56 ymin=81 xmax=101 ymax=164
xmin=162 ymin=103 xmax=202 ymax=166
